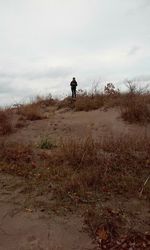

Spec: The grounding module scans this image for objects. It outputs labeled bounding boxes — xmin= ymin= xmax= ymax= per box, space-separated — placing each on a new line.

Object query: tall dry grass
xmin=120 ymin=94 xmax=150 ymax=123
xmin=0 ymin=134 xmax=149 ymax=199
xmin=75 ymin=93 xmax=104 ymax=111
xmin=15 ymin=94 xmax=56 ymax=121
xmin=17 ymin=102 xmax=46 ymax=121
xmin=0 ymin=109 xmax=13 ymax=135
xmin=57 ymin=90 xmax=150 ymax=124
xmin=44 ymin=134 xmax=149 ymax=202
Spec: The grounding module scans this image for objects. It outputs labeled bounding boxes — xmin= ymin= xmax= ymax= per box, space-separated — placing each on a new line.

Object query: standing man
xmin=70 ymin=77 xmax=77 ymax=98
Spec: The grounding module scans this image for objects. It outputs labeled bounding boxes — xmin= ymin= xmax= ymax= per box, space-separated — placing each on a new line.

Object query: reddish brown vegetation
xmin=120 ymin=94 xmax=150 ymax=123
xmin=17 ymin=103 xmax=46 ymax=121
xmin=0 ymin=109 xmax=13 ymax=135
xmin=0 ymin=135 xmax=149 ymax=199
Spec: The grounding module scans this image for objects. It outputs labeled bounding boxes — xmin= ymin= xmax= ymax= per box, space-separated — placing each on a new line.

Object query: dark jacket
xmin=70 ymin=80 xmax=77 ymax=88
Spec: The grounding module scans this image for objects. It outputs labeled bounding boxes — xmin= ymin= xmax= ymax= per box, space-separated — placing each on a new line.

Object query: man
xmin=70 ymin=77 xmax=77 ymax=98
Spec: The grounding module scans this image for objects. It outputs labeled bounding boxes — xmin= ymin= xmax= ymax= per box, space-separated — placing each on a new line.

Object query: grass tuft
xmin=0 ymin=109 xmax=13 ymax=135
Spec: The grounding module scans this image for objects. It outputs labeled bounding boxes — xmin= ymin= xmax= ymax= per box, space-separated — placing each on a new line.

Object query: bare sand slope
xmin=0 ymin=108 xmax=149 ymax=249
xmin=3 ymin=108 xmax=150 ymax=145
xmin=0 ymin=175 xmax=94 ymax=250
xmin=0 ymin=206 xmax=94 ymax=250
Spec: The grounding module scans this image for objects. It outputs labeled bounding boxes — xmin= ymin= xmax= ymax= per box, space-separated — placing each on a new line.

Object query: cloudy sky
xmin=0 ymin=0 xmax=150 ymax=105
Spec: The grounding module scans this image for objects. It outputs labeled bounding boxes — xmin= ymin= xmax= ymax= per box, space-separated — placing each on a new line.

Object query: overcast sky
xmin=0 ymin=0 xmax=150 ymax=105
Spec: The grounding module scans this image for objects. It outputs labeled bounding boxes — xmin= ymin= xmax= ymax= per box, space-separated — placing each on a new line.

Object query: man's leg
xmin=71 ymin=87 xmax=73 ymax=98
xmin=72 ymin=87 xmax=76 ymax=98
xmin=73 ymin=89 xmax=75 ymax=98
xmin=74 ymin=88 xmax=76 ymax=98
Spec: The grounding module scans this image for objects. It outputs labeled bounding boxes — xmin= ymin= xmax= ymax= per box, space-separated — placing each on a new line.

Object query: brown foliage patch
xmin=75 ymin=94 xmax=104 ymax=111
xmin=0 ymin=134 xmax=149 ymax=199
xmin=17 ymin=103 xmax=46 ymax=121
xmin=120 ymin=94 xmax=150 ymax=123
xmin=0 ymin=109 xmax=13 ymax=135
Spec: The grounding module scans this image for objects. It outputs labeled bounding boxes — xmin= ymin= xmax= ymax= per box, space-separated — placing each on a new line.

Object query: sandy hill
xmin=0 ymin=93 xmax=150 ymax=249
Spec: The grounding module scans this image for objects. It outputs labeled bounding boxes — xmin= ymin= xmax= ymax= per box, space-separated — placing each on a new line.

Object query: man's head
xmin=73 ymin=77 xmax=76 ymax=80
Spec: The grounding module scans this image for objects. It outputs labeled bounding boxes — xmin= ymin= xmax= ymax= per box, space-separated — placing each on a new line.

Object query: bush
xmin=75 ymin=94 xmax=104 ymax=111
xmin=0 ymin=109 xmax=13 ymax=135
xmin=59 ymin=136 xmax=98 ymax=167
xmin=17 ymin=103 xmax=46 ymax=121
xmin=120 ymin=95 xmax=150 ymax=123
xmin=38 ymin=137 xmax=56 ymax=149
xmin=0 ymin=134 xmax=149 ymax=199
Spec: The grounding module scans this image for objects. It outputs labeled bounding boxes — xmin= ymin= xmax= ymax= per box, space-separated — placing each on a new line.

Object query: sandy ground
xmin=3 ymin=108 xmax=150 ymax=145
xmin=0 ymin=173 xmax=149 ymax=250
xmin=0 ymin=107 xmax=150 ymax=249
xmin=0 ymin=205 xmax=94 ymax=250
xmin=0 ymin=174 xmax=95 ymax=250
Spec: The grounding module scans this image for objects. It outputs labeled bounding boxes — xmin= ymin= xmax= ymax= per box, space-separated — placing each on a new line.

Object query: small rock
xmin=122 ymin=243 xmax=127 ymax=248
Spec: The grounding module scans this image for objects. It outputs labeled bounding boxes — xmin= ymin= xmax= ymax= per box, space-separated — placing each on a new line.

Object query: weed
xmin=38 ymin=137 xmax=56 ymax=149
xmin=0 ymin=132 xmax=149 ymax=201
xmin=17 ymin=103 xmax=46 ymax=121
xmin=75 ymin=94 xmax=104 ymax=111
xmin=120 ymin=94 xmax=150 ymax=123
xmin=0 ymin=109 xmax=13 ymax=135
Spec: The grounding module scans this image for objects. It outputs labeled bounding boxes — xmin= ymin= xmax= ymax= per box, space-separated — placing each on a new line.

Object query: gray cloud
xmin=23 ymin=67 xmax=72 ymax=80
xmin=0 ymin=66 xmax=72 ymax=81
xmin=0 ymin=81 xmax=14 ymax=94
xmin=140 ymin=0 xmax=150 ymax=9
xmin=132 ymin=75 xmax=150 ymax=83
xmin=0 ymin=0 xmax=150 ymax=105
xmin=128 ymin=46 xmax=140 ymax=56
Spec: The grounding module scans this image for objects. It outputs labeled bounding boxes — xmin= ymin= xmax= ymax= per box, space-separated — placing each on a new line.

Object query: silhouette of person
xmin=70 ymin=77 xmax=77 ymax=98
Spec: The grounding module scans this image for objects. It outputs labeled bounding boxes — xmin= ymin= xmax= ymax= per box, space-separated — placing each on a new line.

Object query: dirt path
xmin=0 ymin=173 xmax=149 ymax=250
xmin=0 ymin=108 xmax=150 ymax=249
xmin=0 ymin=174 xmax=95 ymax=250
xmin=0 ymin=204 xmax=94 ymax=250
xmin=2 ymin=108 xmax=150 ymax=145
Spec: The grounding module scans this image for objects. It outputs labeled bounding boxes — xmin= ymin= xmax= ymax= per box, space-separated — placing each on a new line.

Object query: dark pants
xmin=71 ymin=86 xmax=76 ymax=98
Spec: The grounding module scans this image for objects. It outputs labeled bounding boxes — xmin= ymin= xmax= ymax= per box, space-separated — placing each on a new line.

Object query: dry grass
xmin=32 ymin=94 xmax=57 ymax=107
xmin=75 ymin=93 xmax=104 ymax=111
xmin=15 ymin=94 xmax=57 ymax=121
xmin=17 ymin=102 xmax=46 ymax=121
xmin=0 ymin=134 xmax=149 ymax=201
xmin=0 ymin=136 xmax=149 ymax=249
xmin=120 ymin=94 xmax=150 ymax=123
xmin=0 ymin=109 xmax=13 ymax=135
xmin=0 ymin=142 xmax=35 ymax=177
xmin=57 ymin=93 xmax=104 ymax=111
xmin=57 ymin=96 xmax=76 ymax=110
xmin=53 ymin=135 xmax=150 ymax=199
xmin=56 ymin=87 xmax=150 ymax=124
xmin=84 ymin=206 xmax=150 ymax=249
xmin=2 ymin=90 xmax=150 ymax=126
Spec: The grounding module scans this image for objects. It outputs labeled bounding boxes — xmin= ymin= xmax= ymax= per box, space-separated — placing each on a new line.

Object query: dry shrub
xmin=46 ymin=134 xmax=150 ymax=198
xmin=75 ymin=94 xmax=104 ymax=111
xmin=0 ymin=142 xmax=32 ymax=165
xmin=16 ymin=94 xmax=57 ymax=121
xmin=34 ymin=94 xmax=57 ymax=107
xmin=74 ymin=84 xmax=119 ymax=111
xmin=57 ymin=91 xmax=104 ymax=111
xmin=0 ymin=134 xmax=149 ymax=200
xmin=57 ymin=96 xmax=76 ymax=110
xmin=84 ymin=207 xmax=150 ymax=250
xmin=0 ymin=109 xmax=13 ymax=135
xmin=18 ymin=103 xmax=46 ymax=121
xmin=59 ymin=136 xmax=98 ymax=167
xmin=15 ymin=120 xmax=26 ymax=128
xmin=120 ymin=94 xmax=150 ymax=123
xmin=0 ymin=142 xmax=34 ymax=177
